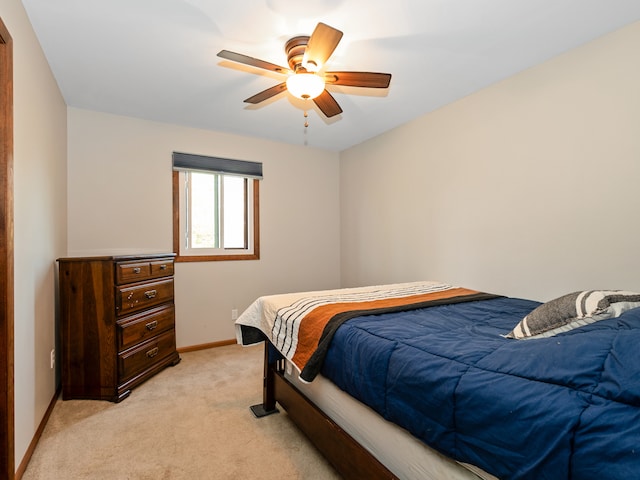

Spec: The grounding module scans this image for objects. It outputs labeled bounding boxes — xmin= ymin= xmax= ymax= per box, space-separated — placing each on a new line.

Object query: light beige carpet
xmin=22 ymin=344 xmax=341 ymax=479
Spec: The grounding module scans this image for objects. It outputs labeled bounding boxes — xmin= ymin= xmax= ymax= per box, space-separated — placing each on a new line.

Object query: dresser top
xmin=57 ymin=253 xmax=176 ymax=263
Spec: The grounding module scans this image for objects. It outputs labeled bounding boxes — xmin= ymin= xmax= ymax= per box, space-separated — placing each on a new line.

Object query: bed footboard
xmin=252 ymin=342 xmax=398 ymax=479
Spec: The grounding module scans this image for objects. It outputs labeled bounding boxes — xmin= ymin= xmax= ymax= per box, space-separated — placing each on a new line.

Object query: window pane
xmin=174 ymin=169 xmax=258 ymax=261
xmin=190 ymin=172 xmax=218 ymax=248
xmin=223 ymin=176 xmax=246 ymax=248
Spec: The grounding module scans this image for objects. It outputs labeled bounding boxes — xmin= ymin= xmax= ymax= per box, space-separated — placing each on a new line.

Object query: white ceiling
xmin=20 ymin=0 xmax=640 ymax=151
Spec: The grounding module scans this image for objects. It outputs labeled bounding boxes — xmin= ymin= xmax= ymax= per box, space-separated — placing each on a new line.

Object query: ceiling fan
xmin=217 ymin=22 xmax=392 ymax=118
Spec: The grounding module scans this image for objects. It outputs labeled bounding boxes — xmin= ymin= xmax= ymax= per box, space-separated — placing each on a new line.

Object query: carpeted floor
xmin=22 ymin=344 xmax=341 ymax=479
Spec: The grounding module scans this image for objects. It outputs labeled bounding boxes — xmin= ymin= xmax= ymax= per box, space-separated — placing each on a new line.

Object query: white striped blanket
xmin=235 ymin=281 xmax=496 ymax=381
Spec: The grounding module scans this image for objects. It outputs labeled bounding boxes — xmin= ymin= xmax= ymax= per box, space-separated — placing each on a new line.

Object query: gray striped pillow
xmin=505 ymin=290 xmax=640 ymax=339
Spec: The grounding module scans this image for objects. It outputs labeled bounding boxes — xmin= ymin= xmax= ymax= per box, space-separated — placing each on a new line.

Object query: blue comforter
xmin=320 ymin=296 xmax=640 ymax=479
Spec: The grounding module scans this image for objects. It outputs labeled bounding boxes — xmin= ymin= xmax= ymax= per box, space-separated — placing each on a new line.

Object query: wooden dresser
xmin=57 ymin=253 xmax=180 ymax=402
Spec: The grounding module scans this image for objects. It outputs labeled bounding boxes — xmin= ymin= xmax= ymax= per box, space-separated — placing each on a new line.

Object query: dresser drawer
xmin=119 ymin=330 xmax=176 ymax=381
xmin=117 ymin=305 xmax=175 ymax=351
xmin=116 ymin=258 xmax=174 ymax=285
xmin=150 ymin=259 xmax=174 ymax=277
xmin=116 ymin=261 xmax=152 ymax=284
xmin=116 ymin=278 xmax=174 ymax=316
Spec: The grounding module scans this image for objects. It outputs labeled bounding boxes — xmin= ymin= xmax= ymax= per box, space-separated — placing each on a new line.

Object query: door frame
xmin=0 ymin=15 xmax=15 ymax=480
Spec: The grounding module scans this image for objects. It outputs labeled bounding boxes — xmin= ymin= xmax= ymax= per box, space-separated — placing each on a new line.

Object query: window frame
xmin=172 ymin=170 xmax=260 ymax=262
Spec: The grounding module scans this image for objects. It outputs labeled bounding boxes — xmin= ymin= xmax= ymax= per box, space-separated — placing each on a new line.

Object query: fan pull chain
xmin=302 ymin=109 xmax=309 ymax=146
xmin=302 ymin=100 xmax=311 ymax=146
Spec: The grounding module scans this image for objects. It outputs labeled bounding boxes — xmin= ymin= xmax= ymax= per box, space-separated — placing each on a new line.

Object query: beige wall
xmin=340 ymin=21 xmax=640 ymax=301
xmin=67 ymin=108 xmax=341 ymax=346
xmin=1 ymin=0 xmax=68 ymax=469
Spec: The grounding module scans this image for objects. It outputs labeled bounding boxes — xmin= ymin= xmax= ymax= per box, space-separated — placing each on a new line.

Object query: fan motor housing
xmin=285 ymin=36 xmax=311 ymax=72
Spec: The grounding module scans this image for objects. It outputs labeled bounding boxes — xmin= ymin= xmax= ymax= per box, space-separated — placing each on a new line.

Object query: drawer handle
xmin=133 ymin=267 xmax=141 ymax=274
xmin=145 ymin=320 xmax=158 ymax=331
xmin=144 ymin=290 xmax=157 ymax=299
xmin=160 ymin=264 xmax=167 ymax=270
xmin=146 ymin=347 xmax=159 ymax=358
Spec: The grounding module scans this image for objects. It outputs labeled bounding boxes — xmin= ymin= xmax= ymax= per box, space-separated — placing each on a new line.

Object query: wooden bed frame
xmin=251 ymin=342 xmax=398 ymax=479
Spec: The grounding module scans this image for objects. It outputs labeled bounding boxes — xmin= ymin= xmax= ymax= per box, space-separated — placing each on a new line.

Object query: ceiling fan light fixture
xmin=219 ymin=22 xmax=390 ymax=118
xmin=286 ymin=73 xmax=325 ymax=100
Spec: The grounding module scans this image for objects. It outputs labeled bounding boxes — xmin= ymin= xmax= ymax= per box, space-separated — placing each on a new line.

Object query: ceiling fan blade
xmin=302 ymin=23 xmax=343 ymax=71
xmin=217 ymin=50 xmax=292 ymax=75
xmin=313 ymin=90 xmax=343 ymax=118
xmin=325 ymin=71 xmax=392 ymax=88
xmin=244 ymin=83 xmax=287 ymax=104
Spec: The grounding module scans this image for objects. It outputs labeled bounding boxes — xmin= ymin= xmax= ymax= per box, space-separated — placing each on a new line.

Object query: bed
xmin=235 ymin=281 xmax=640 ymax=479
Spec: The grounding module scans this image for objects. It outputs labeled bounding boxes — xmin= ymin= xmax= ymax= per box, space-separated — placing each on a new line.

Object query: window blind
xmin=172 ymin=152 xmax=263 ymax=179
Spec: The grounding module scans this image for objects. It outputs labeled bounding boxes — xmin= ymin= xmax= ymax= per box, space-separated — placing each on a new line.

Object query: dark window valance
xmin=172 ymin=152 xmax=263 ymax=179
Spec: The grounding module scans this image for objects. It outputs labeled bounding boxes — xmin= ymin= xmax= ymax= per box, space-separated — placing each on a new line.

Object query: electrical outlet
xmin=50 ymin=349 xmax=55 ymax=369
xmin=231 ymin=309 xmax=238 ymax=321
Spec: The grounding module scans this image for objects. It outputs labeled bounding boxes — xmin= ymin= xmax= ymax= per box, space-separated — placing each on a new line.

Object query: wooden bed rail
xmin=251 ymin=342 xmax=398 ymax=479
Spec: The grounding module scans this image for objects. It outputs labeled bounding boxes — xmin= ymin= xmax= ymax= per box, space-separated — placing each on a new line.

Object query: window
xmin=172 ymin=152 xmax=261 ymax=261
